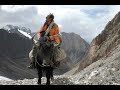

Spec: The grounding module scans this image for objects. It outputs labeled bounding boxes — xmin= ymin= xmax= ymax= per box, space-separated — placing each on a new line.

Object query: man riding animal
xmin=28 ymin=13 xmax=62 ymax=69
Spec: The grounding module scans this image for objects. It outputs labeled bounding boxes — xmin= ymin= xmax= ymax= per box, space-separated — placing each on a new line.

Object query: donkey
xmin=35 ymin=31 xmax=55 ymax=85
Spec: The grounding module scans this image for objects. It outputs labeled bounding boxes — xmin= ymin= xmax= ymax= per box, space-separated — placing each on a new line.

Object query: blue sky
xmin=0 ymin=5 xmax=120 ymax=43
xmin=83 ymin=9 xmax=108 ymax=18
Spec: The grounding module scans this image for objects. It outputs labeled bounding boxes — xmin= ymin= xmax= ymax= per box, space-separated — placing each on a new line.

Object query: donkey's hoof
xmin=37 ymin=82 xmax=41 ymax=85
xmin=51 ymin=77 xmax=54 ymax=81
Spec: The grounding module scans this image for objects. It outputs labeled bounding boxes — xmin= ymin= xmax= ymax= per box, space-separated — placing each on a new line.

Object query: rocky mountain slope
xmin=62 ymin=11 xmax=120 ymax=85
xmin=0 ymin=29 xmax=37 ymax=80
xmin=71 ymin=44 xmax=120 ymax=85
xmin=61 ymin=32 xmax=89 ymax=64
xmin=75 ymin=11 xmax=120 ymax=73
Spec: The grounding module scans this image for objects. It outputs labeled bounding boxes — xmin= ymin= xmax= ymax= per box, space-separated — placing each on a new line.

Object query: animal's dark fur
xmin=36 ymin=31 xmax=54 ymax=85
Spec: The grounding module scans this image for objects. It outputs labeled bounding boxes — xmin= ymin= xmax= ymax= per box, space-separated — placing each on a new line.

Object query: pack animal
xmin=35 ymin=31 xmax=54 ymax=85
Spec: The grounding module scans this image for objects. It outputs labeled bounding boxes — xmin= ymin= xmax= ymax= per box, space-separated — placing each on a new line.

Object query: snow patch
xmin=18 ymin=29 xmax=32 ymax=39
xmin=0 ymin=76 xmax=13 ymax=81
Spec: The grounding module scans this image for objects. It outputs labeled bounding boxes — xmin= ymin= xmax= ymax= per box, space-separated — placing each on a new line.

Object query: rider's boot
xmin=27 ymin=57 xmax=36 ymax=69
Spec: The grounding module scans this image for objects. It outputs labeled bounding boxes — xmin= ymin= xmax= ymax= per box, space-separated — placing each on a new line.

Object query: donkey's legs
xmin=50 ymin=67 xmax=54 ymax=81
xmin=46 ymin=67 xmax=52 ymax=85
xmin=37 ymin=67 xmax=42 ymax=85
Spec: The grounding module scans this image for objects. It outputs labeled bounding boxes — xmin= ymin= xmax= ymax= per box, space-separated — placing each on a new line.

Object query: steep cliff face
xmin=77 ymin=11 xmax=120 ymax=72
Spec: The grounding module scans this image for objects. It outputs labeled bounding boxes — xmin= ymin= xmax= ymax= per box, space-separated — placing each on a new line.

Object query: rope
xmin=35 ymin=55 xmax=51 ymax=68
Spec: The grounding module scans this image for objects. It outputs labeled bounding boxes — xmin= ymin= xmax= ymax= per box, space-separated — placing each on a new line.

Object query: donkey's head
xmin=37 ymin=31 xmax=54 ymax=66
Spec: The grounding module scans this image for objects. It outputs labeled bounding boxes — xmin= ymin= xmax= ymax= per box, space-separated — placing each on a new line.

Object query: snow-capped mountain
xmin=2 ymin=25 xmax=32 ymax=39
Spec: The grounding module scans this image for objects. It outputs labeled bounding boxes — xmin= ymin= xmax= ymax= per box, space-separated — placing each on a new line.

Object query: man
xmin=28 ymin=13 xmax=61 ymax=69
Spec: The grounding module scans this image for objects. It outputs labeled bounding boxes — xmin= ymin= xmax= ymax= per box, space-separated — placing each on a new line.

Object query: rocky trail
xmin=0 ymin=75 xmax=76 ymax=85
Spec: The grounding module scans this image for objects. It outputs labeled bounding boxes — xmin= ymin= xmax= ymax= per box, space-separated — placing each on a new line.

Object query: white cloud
xmin=1 ymin=5 xmax=32 ymax=12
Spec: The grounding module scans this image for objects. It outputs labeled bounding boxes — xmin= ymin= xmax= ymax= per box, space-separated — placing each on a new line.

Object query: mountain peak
xmin=2 ymin=24 xmax=31 ymax=34
xmin=2 ymin=25 xmax=32 ymax=39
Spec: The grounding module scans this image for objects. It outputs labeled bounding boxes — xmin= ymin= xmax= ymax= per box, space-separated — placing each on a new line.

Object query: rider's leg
xmin=28 ymin=45 xmax=38 ymax=68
